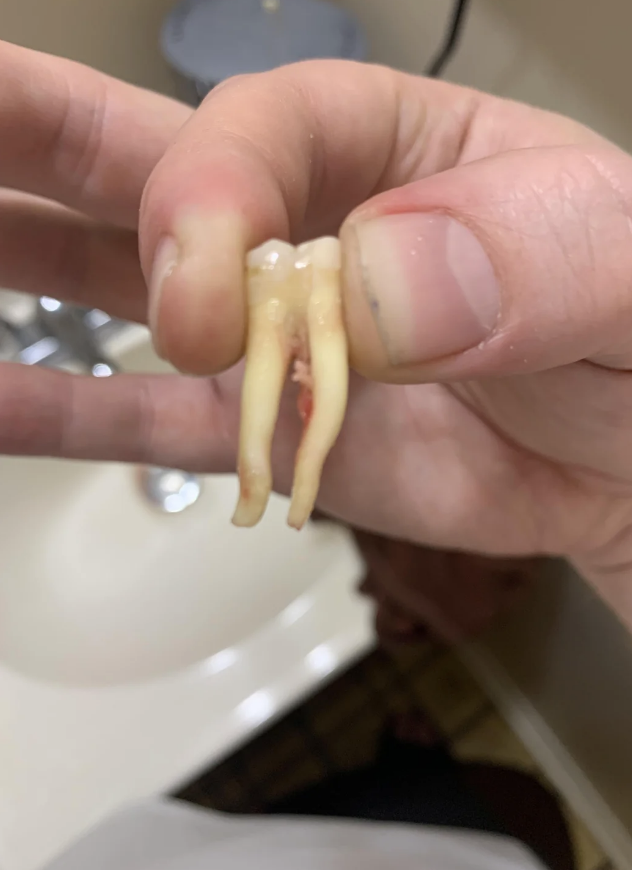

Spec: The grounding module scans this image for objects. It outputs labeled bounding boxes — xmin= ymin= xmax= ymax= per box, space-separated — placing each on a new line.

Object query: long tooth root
xmin=288 ymin=238 xmax=347 ymax=530
xmin=232 ymin=236 xmax=348 ymax=529
xmin=231 ymin=240 xmax=295 ymax=527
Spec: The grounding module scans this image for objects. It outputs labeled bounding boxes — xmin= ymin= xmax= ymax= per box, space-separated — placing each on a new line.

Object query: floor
xmin=175 ymin=639 xmax=614 ymax=870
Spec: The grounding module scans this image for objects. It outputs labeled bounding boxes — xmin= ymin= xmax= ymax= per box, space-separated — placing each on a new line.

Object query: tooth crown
xmin=295 ymin=237 xmax=342 ymax=270
xmin=232 ymin=237 xmax=348 ymax=530
xmin=246 ymin=239 xmax=295 ymax=274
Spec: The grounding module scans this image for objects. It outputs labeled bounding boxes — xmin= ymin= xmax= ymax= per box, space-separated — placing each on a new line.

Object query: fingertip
xmin=148 ymin=211 xmax=248 ymax=375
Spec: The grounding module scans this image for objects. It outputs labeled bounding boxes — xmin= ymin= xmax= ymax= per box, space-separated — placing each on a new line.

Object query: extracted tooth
xmin=232 ymin=236 xmax=348 ymax=529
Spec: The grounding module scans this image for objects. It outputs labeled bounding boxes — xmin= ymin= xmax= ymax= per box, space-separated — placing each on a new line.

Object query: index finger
xmin=0 ymin=40 xmax=191 ymax=228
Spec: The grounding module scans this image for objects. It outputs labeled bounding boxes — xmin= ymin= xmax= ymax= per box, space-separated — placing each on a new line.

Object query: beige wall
xmin=1 ymin=0 xmax=631 ymax=147
xmin=0 ymin=0 xmax=632 ymax=150
xmin=493 ymin=0 xmax=632 ymax=137
xmin=337 ymin=0 xmax=632 ymax=149
xmin=0 ymin=0 xmax=177 ymax=94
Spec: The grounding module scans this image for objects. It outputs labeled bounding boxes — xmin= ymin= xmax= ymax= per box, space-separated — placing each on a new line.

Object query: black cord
xmin=425 ymin=0 xmax=472 ymax=78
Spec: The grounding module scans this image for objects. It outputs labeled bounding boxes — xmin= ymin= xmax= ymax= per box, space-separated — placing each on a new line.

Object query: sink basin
xmin=0 ymin=325 xmax=372 ymax=870
xmin=0 ymin=459 xmax=354 ymax=686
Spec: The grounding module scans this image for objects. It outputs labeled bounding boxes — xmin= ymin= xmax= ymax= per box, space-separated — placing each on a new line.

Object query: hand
xmin=136 ymin=60 xmax=632 ymax=622
xmin=2 ymin=46 xmax=631 ymax=622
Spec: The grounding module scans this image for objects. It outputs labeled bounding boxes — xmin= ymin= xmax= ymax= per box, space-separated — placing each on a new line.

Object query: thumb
xmin=341 ymin=143 xmax=632 ymax=382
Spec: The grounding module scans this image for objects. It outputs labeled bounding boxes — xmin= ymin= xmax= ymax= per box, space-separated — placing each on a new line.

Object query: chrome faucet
xmin=0 ymin=294 xmax=124 ymax=373
xmin=34 ymin=297 xmax=120 ymax=376
xmin=0 ymin=294 xmax=203 ymax=514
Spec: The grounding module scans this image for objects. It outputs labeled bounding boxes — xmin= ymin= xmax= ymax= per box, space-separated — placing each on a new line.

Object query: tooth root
xmin=288 ymin=238 xmax=347 ymax=530
xmin=232 ymin=250 xmax=293 ymax=528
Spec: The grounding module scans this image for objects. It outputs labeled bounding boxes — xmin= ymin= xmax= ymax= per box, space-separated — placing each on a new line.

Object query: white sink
xmin=0 ymin=326 xmax=372 ymax=870
xmin=0 ymin=459 xmax=356 ymax=687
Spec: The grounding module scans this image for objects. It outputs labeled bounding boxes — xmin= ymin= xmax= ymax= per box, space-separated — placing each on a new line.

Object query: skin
xmin=3 ymin=42 xmax=632 ymax=625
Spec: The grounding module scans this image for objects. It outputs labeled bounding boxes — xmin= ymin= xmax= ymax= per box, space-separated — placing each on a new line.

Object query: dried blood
xmin=297 ymin=385 xmax=313 ymax=425
xmin=292 ymin=359 xmax=314 ymax=425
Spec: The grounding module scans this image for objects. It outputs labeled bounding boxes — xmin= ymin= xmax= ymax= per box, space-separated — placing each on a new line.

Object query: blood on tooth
xmin=297 ymin=385 xmax=313 ymax=426
xmin=292 ymin=359 xmax=314 ymax=426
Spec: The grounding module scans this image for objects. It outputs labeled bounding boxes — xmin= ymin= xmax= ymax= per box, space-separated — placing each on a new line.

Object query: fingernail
xmin=148 ymin=236 xmax=179 ymax=356
xmin=351 ymin=213 xmax=500 ymax=365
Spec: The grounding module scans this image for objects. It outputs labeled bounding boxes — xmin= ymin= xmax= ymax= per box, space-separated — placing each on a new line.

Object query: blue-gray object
xmin=161 ymin=0 xmax=368 ymax=103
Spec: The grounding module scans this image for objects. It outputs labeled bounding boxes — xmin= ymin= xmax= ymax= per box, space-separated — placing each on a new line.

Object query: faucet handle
xmin=0 ymin=300 xmax=66 ymax=368
xmin=0 ymin=290 xmax=130 ymax=372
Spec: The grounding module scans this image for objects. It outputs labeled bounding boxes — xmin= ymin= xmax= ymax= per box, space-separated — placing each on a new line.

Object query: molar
xmin=232 ymin=236 xmax=348 ymax=530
